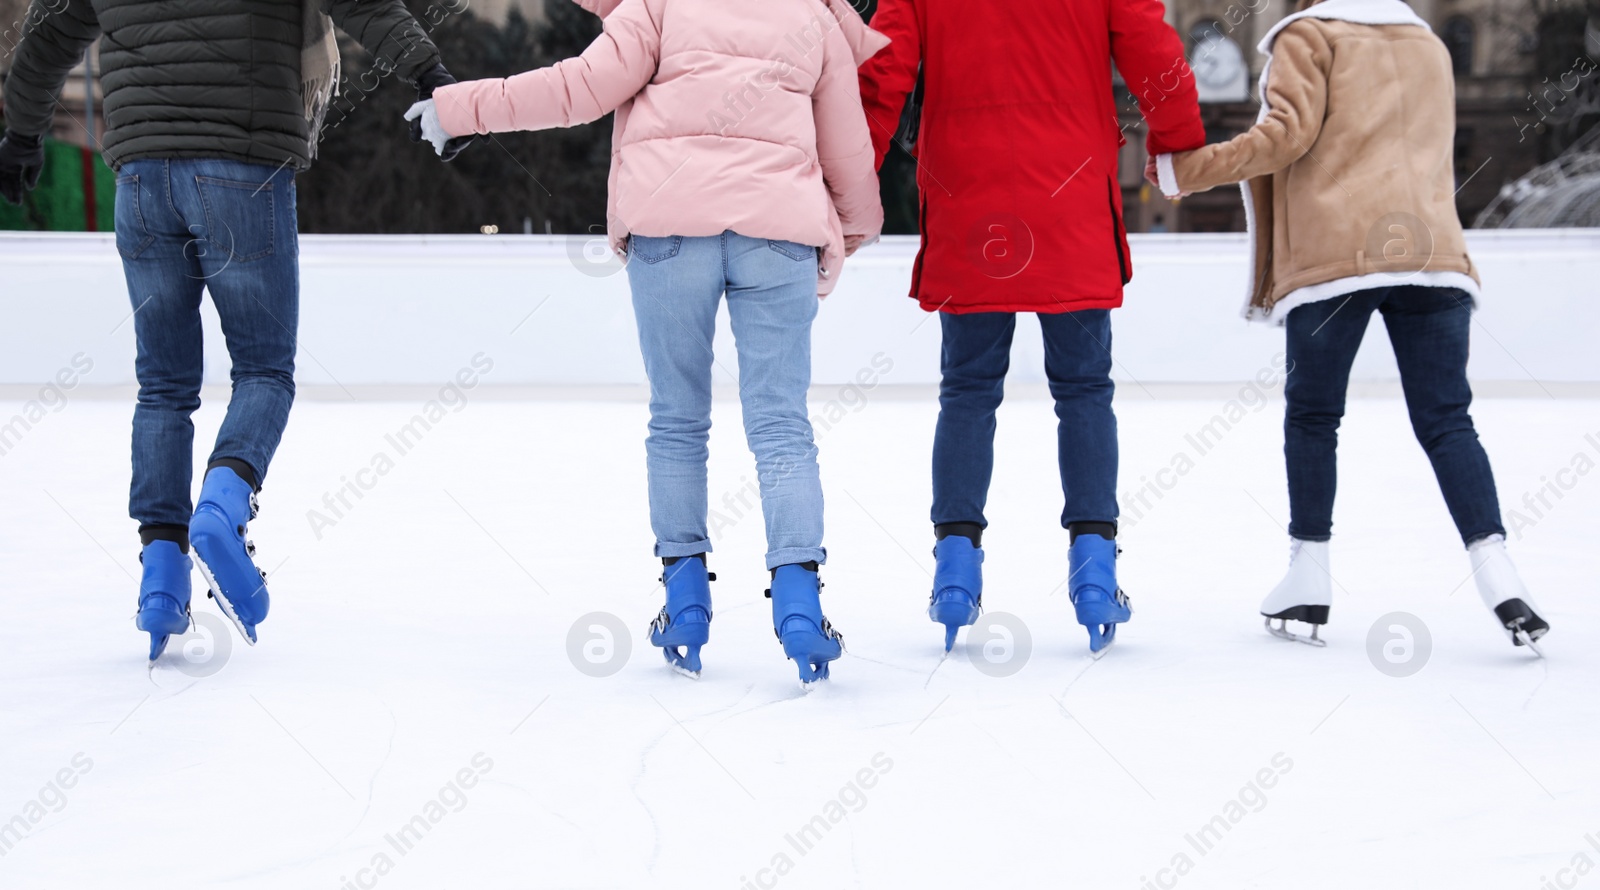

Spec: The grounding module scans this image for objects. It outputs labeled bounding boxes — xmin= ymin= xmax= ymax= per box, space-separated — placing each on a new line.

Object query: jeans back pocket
xmin=195 ymin=175 xmax=276 ymax=263
xmin=629 ymin=234 xmax=682 ymax=264
xmin=767 ymin=239 xmax=816 ymax=262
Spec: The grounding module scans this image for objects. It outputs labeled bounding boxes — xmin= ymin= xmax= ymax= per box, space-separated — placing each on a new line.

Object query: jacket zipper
xmin=911 ymin=191 xmax=928 ymax=297
xmin=1108 ymin=177 xmax=1130 ymax=285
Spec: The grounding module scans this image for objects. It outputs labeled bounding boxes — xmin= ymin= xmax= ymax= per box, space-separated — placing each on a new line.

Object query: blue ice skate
xmin=649 ymin=556 xmax=714 ymax=678
xmin=928 ymin=536 xmax=983 ymax=651
xmin=189 ymin=467 xmax=269 ymax=645
xmin=136 ymin=540 xmax=192 ymax=661
xmin=1069 ymin=534 xmax=1130 ymax=657
xmin=768 ymin=563 xmax=843 ymax=689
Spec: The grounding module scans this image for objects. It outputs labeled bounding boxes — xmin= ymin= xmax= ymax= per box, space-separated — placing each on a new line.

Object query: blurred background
xmin=2 ymin=0 xmax=1597 ymax=236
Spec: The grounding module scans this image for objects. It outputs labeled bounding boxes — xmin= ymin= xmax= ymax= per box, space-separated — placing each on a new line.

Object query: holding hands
xmin=406 ymin=63 xmax=475 ymax=161
xmin=1144 ymin=155 xmax=1189 ymax=200
xmin=844 ymin=234 xmax=876 ymax=257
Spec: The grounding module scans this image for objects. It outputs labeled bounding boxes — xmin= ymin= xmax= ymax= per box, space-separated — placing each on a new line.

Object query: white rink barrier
xmin=2 ymin=229 xmax=1597 ymax=387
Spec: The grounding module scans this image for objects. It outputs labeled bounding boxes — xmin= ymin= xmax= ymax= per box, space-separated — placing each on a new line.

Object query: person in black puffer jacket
xmin=0 ymin=0 xmax=473 ymax=660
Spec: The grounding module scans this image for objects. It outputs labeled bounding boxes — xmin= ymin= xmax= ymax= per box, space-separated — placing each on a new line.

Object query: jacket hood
xmin=572 ymin=0 xmax=889 ymax=65
xmin=825 ymin=0 xmax=892 ymax=66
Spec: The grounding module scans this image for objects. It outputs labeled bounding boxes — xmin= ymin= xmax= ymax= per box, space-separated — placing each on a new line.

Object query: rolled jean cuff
xmin=766 ymin=546 xmax=826 ymax=571
xmin=656 ymin=539 xmax=713 ymax=560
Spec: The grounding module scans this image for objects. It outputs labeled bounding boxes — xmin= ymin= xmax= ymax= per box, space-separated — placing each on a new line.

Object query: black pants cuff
xmin=934 ymin=522 xmax=984 ymax=548
xmin=1067 ymin=521 xmax=1117 ymax=543
xmin=139 ymin=523 xmax=189 ymax=553
xmin=207 ymin=458 xmax=259 ymax=491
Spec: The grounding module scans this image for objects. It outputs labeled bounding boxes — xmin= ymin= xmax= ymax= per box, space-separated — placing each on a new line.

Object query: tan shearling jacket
xmin=1162 ymin=15 xmax=1478 ymax=321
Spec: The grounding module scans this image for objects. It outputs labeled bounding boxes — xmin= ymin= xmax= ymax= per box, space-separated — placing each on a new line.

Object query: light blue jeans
xmin=627 ymin=231 xmax=825 ymax=569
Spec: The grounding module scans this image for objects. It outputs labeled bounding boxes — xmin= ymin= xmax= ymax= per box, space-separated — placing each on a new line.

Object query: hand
xmin=0 ymin=132 xmax=45 ymax=206
xmin=410 ymin=62 xmax=476 ymax=161
xmin=404 ymin=99 xmax=456 ymax=157
xmin=844 ymin=234 xmax=866 ymax=256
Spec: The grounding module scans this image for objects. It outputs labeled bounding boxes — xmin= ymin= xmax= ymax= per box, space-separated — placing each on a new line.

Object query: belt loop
xmin=1355 ymin=249 xmax=1367 ymax=276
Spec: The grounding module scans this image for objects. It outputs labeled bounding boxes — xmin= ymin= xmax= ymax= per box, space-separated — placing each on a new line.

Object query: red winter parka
xmin=859 ymin=0 xmax=1206 ymax=314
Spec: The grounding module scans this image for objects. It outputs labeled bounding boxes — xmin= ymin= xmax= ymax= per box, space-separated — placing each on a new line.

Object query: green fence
xmin=0 ymin=136 xmax=115 ymax=232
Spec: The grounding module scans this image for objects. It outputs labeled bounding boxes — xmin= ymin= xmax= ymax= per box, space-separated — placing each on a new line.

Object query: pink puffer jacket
xmin=434 ymin=0 xmax=888 ymax=296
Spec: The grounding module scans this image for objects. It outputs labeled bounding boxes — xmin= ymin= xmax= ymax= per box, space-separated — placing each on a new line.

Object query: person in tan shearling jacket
xmin=1153 ymin=0 xmax=1551 ymax=654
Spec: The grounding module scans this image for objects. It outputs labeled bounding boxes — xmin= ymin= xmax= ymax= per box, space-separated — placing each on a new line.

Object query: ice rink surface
xmin=1 ymin=387 xmax=1596 ymax=889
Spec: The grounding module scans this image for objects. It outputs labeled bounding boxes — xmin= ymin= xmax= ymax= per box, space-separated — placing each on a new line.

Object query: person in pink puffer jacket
xmin=406 ymin=0 xmax=886 ymax=687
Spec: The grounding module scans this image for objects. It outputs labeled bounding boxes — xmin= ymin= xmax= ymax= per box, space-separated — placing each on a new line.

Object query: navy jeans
xmin=932 ymin=310 xmax=1119 ymax=530
xmin=1283 ymin=286 xmax=1503 ymax=545
xmin=114 ymin=159 xmax=299 ymax=531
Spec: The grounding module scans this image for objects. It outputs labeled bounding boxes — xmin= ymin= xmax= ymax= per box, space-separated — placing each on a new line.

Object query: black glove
xmin=0 ymin=132 xmax=45 ymax=206
xmin=411 ymin=62 xmax=476 ymax=162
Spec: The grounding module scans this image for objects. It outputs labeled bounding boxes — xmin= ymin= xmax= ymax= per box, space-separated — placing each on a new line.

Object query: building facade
xmin=1120 ymin=0 xmax=1593 ymax=232
xmin=2 ymin=0 xmax=1588 ymax=232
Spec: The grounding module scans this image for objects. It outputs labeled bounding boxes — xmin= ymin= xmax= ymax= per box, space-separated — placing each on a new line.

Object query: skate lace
xmin=821 ymin=617 xmax=844 ymax=649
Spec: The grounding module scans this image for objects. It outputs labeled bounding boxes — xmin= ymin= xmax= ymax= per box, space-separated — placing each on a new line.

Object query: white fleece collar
xmin=1257 ymin=0 xmax=1429 ymax=57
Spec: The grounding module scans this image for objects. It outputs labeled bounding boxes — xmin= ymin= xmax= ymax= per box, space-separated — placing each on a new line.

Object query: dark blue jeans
xmin=932 ymin=310 xmax=1118 ymax=530
xmin=115 ymin=159 xmax=299 ymax=530
xmin=1283 ymin=286 xmax=1503 ymax=545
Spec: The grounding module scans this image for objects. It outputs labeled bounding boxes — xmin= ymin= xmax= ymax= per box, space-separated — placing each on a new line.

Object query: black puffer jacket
xmin=2 ymin=0 xmax=442 ymax=171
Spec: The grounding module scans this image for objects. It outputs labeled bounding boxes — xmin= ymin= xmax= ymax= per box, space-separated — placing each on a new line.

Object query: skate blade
xmin=668 ymin=662 xmax=702 ymax=680
xmin=796 ymin=666 xmax=832 ymax=690
xmin=1514 ymin=628 xmax=1547 ymax=659
xmin=192 ymin=553 xmax=257 ymax=647
xmin=929 ymin=599 xmax=979 ymax=653
xmin=1264 ymin=617 xmax=1326 ymax=647
xmin=661 ymin=646 xmax=703 ymax=679
xmin=794 ymin=656 xmax=834 ymax=690
xmin=1083 ymin=619 xmax=1122 ymax=658
xmin=137 ymin=611 xmax=187 ymax=662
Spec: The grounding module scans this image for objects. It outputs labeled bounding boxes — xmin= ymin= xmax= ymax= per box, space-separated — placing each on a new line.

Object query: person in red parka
xmin=859 ymin=0 xmax=1204 ymax=655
